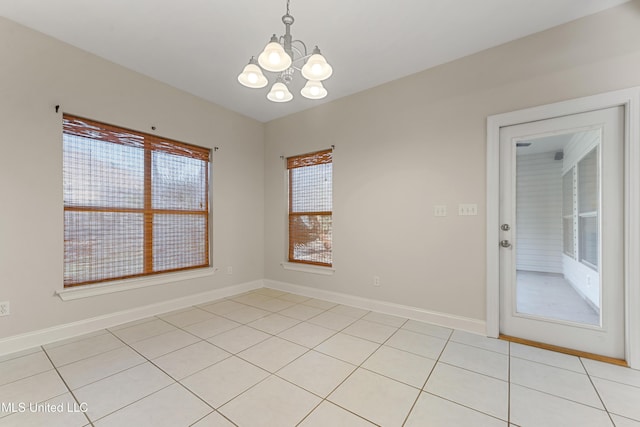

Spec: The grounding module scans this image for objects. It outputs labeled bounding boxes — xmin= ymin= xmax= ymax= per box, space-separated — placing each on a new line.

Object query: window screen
xmin=287 ymin=149 xmax=332 ymax=266
xmin=578 ymin=147 xmax=599 ymax=269
xmin=562 ymin=169 xmax=575 ymax=258
xmin=63 ymin=115 xmax=210 ymax=287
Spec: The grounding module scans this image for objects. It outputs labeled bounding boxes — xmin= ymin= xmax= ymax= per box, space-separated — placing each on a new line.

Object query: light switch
xmin=434 ymin=205 xmax=447 ymax=217
xmin=458 ymin=204 xmax=478 ymax=216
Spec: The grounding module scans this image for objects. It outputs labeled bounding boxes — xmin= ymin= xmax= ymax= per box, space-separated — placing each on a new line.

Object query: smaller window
xmin=562 ymin=168 xmax=575 ymax=258
xmin=287 ymin=149 xmax=333 ymax=266
xmin=579 ymin=215 xmax=598 ymax=268
xmin=577 ymin=147 xmax=599 ymax=270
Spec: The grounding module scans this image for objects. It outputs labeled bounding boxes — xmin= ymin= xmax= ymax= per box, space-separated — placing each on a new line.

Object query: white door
xmin=499 ymin=106 xmax=624 ymax=358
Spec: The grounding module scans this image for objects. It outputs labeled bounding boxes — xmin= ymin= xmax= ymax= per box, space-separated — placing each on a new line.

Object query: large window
xmin=287 ymin=149 xmax=332 ymax=266
xmin=63 ymin=115 xmax=210 ymax=287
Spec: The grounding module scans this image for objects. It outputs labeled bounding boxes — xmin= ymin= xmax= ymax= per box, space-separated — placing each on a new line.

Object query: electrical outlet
xmin=373 ymin=276 xmax=381 ymax=287
xmin=0 ymin=301 xmax=9 ymax=316
xmin=227 ymin=266 xmax=233 ymax=275
xmin=434 ymin=205 xmax=447 ymax=217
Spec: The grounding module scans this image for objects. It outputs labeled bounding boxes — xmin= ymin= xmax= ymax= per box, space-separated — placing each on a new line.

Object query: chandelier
xmin=237 ymin=0 xmax=333 ymax=103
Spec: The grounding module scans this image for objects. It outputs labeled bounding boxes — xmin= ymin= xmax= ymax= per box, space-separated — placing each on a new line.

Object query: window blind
xmin=287 ymin=149 xmax=332 ymax=266
xmin=63 ymin=115 xmax=210 ymax=287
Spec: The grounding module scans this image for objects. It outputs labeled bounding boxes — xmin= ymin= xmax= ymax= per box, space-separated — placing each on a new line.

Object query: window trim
xmin=280 ymin=262 xmax=335 ymax=275
xmin=56 ymin=267 xmax=215 ymax=301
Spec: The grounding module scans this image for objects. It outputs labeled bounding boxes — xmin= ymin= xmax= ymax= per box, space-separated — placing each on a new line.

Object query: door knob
xmin=500 ymin=240 xmax=512 ymax=248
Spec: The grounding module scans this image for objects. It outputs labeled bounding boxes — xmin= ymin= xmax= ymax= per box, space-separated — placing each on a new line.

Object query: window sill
xmin=55 ymin=267 xmax=216 ymax=301
xmin=280 ymin=262 xmax=335 ymax=276
xmin=580 ymin=260 xmax=599 ymax=273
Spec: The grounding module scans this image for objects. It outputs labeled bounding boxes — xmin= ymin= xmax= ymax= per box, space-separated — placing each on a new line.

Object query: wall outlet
xmin=458 ymin=203 xmax=478 ymax=216
xmin=434 ymin=205 xmax=447 ymax=217
xmin=0 ymin=301 xmax=9 ymax=316
xmin=227 ymin=266 xmax=233 ymax=275
xmin=373 ymin=276 xmax=381 ymax=287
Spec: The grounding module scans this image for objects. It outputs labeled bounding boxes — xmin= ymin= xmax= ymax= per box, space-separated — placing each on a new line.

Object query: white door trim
xmin=486 ymin=87 xmax=640 ymax=368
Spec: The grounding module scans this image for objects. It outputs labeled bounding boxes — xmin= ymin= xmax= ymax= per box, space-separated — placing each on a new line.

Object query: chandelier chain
xmin=286 ymin=0 xmax=291 ymax=15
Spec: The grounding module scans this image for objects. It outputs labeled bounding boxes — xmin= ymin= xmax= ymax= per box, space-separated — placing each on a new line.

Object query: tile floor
xmin=516 ymin=270 xmax=600 ymax=326
xmin=1 ymin=287 xmax=639 ymax=427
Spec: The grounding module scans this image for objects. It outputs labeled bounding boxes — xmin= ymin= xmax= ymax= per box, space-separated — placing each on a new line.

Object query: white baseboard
xmin=264 ymin=279 xmax=486 ymax=335
xmin=0 ymin=280 xmax=263 ymax=357
xmin=0 ymin=278 xmax=487 ymax=357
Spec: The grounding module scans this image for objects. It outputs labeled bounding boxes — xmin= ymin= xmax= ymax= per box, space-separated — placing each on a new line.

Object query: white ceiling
xmin=517 ymin=133 xmax=573 ymax=156
xmin=0 ymin=0 xmax=630 ymax=122
xmin=517 ymin=129 xmax=600 ymax=156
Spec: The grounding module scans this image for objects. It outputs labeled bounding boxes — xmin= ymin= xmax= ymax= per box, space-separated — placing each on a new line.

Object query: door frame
xmin=486 ymin=87 xmax=640 ymax=368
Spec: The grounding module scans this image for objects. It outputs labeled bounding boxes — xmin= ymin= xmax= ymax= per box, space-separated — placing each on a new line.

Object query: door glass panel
xmin=515 ymin=130 xmax=600 ymax=326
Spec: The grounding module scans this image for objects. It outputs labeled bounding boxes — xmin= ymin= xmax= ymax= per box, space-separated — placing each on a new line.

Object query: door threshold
xmin=499 ymin=334 xmax=628 ymax=367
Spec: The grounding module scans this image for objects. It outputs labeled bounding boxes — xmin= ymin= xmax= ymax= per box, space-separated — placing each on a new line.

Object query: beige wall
xmin=2 ymin=1 xmax=640 ymax=340
xmin=264 ymin=1 xmax=640 ymax=321
xmin=0 ymin=17 xmax=264 ymax=338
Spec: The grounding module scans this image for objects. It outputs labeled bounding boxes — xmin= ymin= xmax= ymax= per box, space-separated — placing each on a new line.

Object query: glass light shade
xmin=267 ymin=82 xmax=293 ymax=102
xmin=237 ymin=63 xmax=268 ymax=88
xmin=258 ymin=38 xmax=292 ymax=72
xmin=301 ymin=53 xmax=333 ymax=81
xmin=300 ymin=80 xmax=327 ymax=100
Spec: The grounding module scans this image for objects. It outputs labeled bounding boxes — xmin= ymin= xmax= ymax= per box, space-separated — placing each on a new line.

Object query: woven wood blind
xmin=287 ymin=149 xmax=332 ymax=266
xmin=63 ymin=115 xmax=210 ymax=287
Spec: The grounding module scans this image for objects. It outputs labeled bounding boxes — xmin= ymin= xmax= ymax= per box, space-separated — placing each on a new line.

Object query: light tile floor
xmin=1 ymin=287 xmax=639 ymax=427
xmin=517 ymin=270 xmax=600 ymax=326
